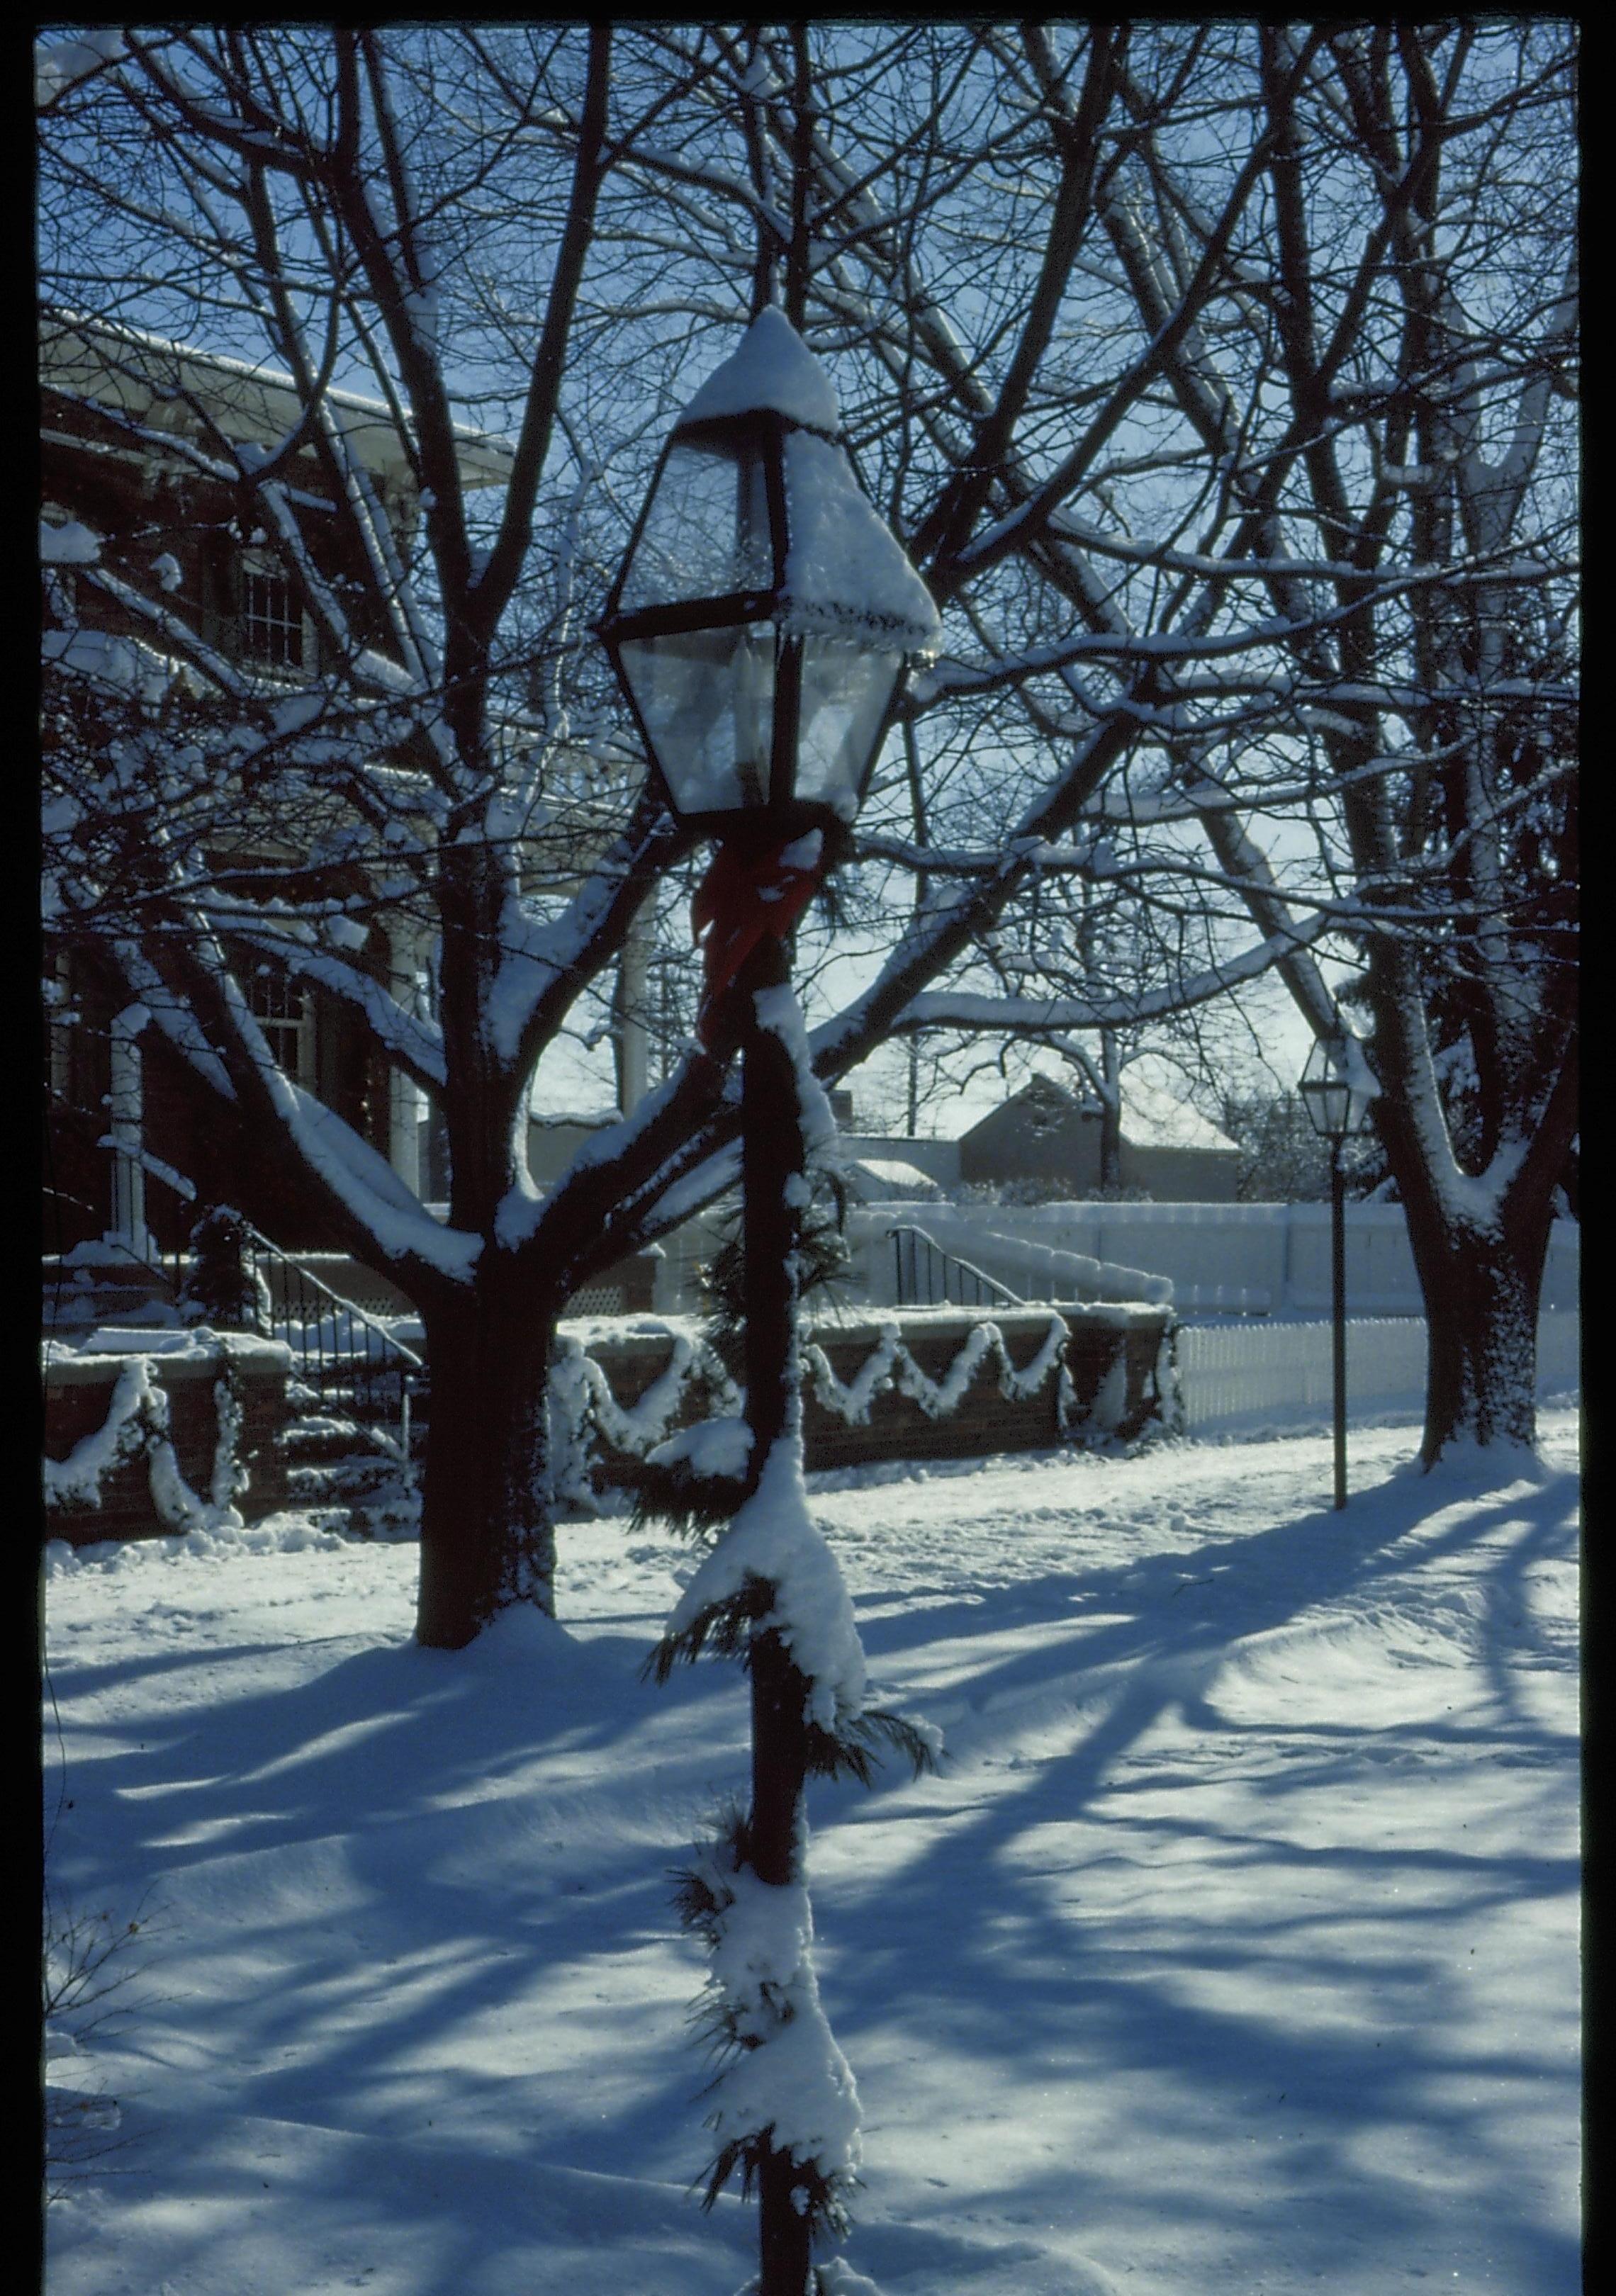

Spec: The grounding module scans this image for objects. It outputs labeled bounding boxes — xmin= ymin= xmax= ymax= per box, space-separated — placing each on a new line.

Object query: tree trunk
xmin=1364 ymin=935 xmax=1574 ymax=1470
xmin=1404 ymin=1196 xmax=1549 ymax=1465
xmin=415 ymin=1271 xmax=561 ymax=1648
xmin=1098 ymin=1030 xmax=1122 ymax=1193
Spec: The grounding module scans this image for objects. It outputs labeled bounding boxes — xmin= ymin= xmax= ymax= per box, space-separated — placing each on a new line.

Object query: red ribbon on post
xmin=691 ymin=834 xmax=824 ymax=1051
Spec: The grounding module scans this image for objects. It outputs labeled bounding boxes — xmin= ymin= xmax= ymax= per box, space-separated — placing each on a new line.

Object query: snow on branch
xmin=67 ymin=565 xmax=252 ymax=699
xmin=809 ymin=696 xmax=1144 ymax=1079
xmin=1040 ymin=503 xmax=1575 ymax=592
xmin=884 ymin=921 xmax=1329 ymax=1037
xmin=181 ymin=960 xmax=470 ymax=1278
xmin=612 ymin=1132 xmax=746 ymax=1261
xmin=112 ymin=945 xmax=236 ymax=1101
xmin=213 ymin=927 xmax=446 ymax=1091
xmin=34 ymin=28 xmax=127 ymax=104
xmin=271 ymin=1076 xmax=476 ymax=1281
xmin=491 ymin=797 xmax=686 ymax=1092
xmin=666 ymin=1436 xmax=869 ymax=1735
xmin=680 ymin=1838 xmax=863 ymax=2224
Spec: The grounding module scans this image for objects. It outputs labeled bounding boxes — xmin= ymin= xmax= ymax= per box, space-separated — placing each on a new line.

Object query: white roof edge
xmin=40 ymin=309 xmax=516 ymax=488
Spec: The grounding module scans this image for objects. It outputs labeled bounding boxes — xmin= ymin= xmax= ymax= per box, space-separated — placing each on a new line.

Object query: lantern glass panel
xmin=617 ymin=441 xmax=773 ymax=615
xmin=617 ymin=625 xmax=778 ymax=815
xmin=1300 ymin=1076 xmax=1351 ymax=1139
xmin=795 ymin=636 xmax=905 ymax=819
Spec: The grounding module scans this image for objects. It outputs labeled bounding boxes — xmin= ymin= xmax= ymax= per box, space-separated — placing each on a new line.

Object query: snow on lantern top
xmin=597 ymin=310 xmax=940 ymax=838
xmin=677 ymin=305 xmax=842 ymax=434
xmin=606 ymin=309 xmax=938 ymax=652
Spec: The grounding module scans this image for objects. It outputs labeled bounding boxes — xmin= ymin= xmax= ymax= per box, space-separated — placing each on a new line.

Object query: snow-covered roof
xmin=974 ymin=1073 xmax=1238 ymax=1156
xmin=40 ymin=312 xmax=515 ymax=490
xmin=528 ymin=1105 xmax=623 ymax=1130
xmin=1118 ymin=1075 xmax=1238 ymax=1155
xmin=844 ymin=1157 xmax=946 ymax=1203
xmin=43 ymin=621 xmax=198 ymax=700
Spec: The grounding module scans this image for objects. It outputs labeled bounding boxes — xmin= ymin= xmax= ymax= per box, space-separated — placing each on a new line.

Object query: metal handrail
xmin=91 ymin=1231 xmax=189 ymax=1301
xmin=242 ymin=1225 xmax=422 ymax=1366
xmin=887 ymin=1223 xmax=1025 ymax=1312
xmin=51 ymin=1108 xmax=422 ymax=1477
xmin=240 ymin=1221 xmax=421 ymax=1473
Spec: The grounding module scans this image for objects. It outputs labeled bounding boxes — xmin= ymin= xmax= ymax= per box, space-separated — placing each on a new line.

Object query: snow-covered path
xmin=43 ymin=1415 xmax=1581 ymax=2294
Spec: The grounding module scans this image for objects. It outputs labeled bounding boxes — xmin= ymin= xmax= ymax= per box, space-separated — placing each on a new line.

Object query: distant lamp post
xmin=598 ymin=308 xmax=938 ymax=2296
xmin=1299 ymin=1033 xmax=1376 ymax=1509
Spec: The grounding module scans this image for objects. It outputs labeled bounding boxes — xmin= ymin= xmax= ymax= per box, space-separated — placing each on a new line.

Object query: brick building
xmin=41 ymin=312 xmax=644 ymax=1260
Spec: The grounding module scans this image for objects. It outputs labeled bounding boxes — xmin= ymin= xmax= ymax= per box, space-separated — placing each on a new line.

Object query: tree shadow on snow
xmin=45 ymin=1450 xmax=1578 ymax=2284
xmin=799 ymin=1455 xmax=1579 ymax=2289
xmin=43 ymin=1609 xmax=753 ymax=2192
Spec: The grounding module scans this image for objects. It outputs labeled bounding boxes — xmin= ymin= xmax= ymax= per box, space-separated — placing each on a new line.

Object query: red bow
xmin=692 ymin=838 xmax=824 ymax=1050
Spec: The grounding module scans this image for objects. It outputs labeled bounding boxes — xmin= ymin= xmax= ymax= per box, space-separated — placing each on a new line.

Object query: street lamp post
xmin=1298 ymin=1034 xmax=1376 ymax=1509
xmin=597 ymin=306 xmax=939 ymax=2296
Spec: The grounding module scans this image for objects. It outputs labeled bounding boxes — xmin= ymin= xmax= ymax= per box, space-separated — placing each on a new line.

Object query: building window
xmin=248 ymin=971 xmax=313 ymax=1083
xmin=241 ymin=566 xmax=305 ymax=668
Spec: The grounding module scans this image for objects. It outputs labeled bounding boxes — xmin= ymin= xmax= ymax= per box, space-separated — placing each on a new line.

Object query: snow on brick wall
xmin=43 ymin=1339 xmax=291 ymax=1538
xmin=551 ymin=1308 xmax=1172 ymax=1502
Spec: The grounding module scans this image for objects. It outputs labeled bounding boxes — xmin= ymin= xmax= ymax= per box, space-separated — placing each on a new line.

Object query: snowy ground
xmin=43 ymin=1412 xmax=1581 ymax=2295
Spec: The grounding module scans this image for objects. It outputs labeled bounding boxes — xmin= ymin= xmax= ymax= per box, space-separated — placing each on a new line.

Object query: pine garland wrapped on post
xmin=639 ymin=977 xmax=938 ymax=2296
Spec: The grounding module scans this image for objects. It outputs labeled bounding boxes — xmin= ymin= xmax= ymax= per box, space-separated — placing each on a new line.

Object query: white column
xmin=107 ymin=1003 xmax=149 ymax=1256
xmin=617 ymin=910 xmax=651 ymax=1116
xmin=384 ymin=923 xmax=423 ymax=1192
xmin=48 ymin=952 xmax=73 ymax=1101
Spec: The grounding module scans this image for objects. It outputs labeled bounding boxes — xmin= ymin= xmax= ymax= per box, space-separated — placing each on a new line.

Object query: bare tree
xmin=40 ymin=25 xmax=691 ymax=1645
xmin=764 ymin=19 xmax=1575 ymax=1458
xmin=1007 ymin=21 xmax=1578 ymax=1456
xmin=40 ymin=21 xmax=1576 ymax=1671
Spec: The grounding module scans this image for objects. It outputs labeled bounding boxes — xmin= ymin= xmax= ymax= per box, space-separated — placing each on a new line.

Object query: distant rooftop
xmin=843 ymin=1156 xmax=946 ymax=1203
xmin=1117 ymin=1074 xmax=1237 ymax=1155
xmin=962 ymin=1073 xmax=1238 ymax=1156
xmin=40 ymin=309 xmax=516 ymax=491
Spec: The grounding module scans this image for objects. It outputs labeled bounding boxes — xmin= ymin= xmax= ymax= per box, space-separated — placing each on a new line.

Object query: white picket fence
xmin=1176 ymin=1310 xmax=1581 ymax=1436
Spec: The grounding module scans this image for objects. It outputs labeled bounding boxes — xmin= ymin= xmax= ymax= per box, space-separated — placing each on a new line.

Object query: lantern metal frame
xmin=1298 ymin=1032 xmax=1374 ymax=1145
xmin=595 ymin=403 xmax=914 ymax=850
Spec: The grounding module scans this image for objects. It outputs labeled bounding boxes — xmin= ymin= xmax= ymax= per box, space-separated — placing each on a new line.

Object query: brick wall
xmin=41 ymin=1305 xmax=1173 ymax=1546
xmin=582 ymin=1305 xmax=1172 ymax=1490
xmin=44 ymin=1340 xmax=291 ymax=1544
